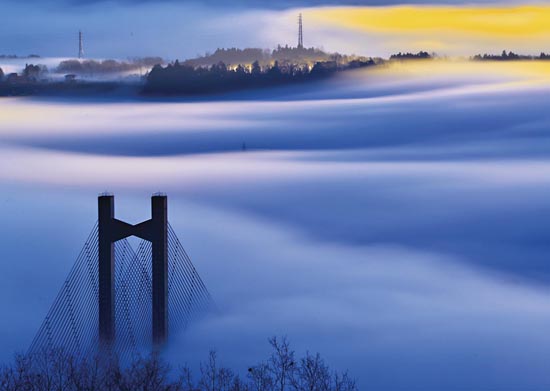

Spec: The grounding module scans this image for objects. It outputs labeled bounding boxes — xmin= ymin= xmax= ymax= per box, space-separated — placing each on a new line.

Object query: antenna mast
xmin=78 ymin=31 xmax=84 ymax=59
xmin=298 ymin=13 xmax=303 ymax=49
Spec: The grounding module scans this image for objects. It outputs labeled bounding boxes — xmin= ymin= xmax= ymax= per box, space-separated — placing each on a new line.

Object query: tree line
xmin=472 ymin=50 xmax=550 ymax=61
xmin=0 ymin=54 xmax=40 ymax=59
xmin=389 ymin=51 xmax=432 ymax=60
xmin=0 ymin=337 xmax=358 ymax=391
xmin=57 ymin=58 xmax=164 ymax=75
xmin=181 ymin=46 xmax=364 ymax=69
xmin=0 ymin=58 xmax=165 ymax=85
xmin=144 ymin=58 xmax=375 ymax=95
xmin=0 ymin=64 xmax=47 ymax=84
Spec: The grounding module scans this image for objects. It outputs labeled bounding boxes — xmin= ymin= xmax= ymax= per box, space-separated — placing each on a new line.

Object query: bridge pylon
xmin=98 ymin=193 xmax=168 ymax=350
xmin=29 ymin=193 xmax=213 ymax=358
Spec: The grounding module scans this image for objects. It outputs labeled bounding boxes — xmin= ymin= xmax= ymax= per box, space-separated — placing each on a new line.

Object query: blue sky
xmin=3 ymin=0 xmax=550 ymax=59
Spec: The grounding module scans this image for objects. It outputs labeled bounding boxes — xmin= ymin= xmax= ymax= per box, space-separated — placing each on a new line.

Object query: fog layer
xmin=1 ymin=61 xmax=550 ymax=390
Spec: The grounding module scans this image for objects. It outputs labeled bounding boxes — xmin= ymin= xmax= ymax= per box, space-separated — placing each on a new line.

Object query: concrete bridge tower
xmin=98 ymin=194 xmax=168 ymax=350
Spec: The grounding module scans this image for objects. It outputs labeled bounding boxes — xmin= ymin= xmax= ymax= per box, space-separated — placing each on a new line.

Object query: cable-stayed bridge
xmin=28 ymin=194 xmax=213 ymax=359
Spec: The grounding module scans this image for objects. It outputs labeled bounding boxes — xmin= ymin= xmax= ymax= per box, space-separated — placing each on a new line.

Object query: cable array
xmin=28 ymin=224 xmax=100 ymax=357
xmin=167 ymin=223 xmax=214 ymax=334
xmin=28 ymin=222 xmax=213 ymax=358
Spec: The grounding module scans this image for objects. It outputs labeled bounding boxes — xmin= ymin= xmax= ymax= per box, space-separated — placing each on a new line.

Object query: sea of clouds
xmin=1 ymin=61 xmax=550 ymax=389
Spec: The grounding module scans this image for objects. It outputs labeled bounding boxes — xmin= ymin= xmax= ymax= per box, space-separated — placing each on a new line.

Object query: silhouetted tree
xmin=251 ymin=61 xmax=262 ymax=76
xmin=230 ymin=376 xmax=247 ymax=391
xmin=0 ymin=337 xmax=358 ymax=391
xmin=310 ymin=61 xmax=337 ymax=76
xmin=179 ymin=364 xmax=195 ymax=391
xmin=390 ymin=51 xmax=432 ymax=60
xmin=332 ymin=372 xmax=357 ymax=391
xmin=23 ymin=64 xmax=44 ymax=81
xmin=268 ymin=336 xmax=295 ymax=391
xmin=235 ymin=64 xmax=246 ymax=76
xmin=267 ymin=61 xmax=282 ymax=78
xmin=211 ymin=62 xmax=228 ymax=77
xmin=199 ymin=351 xmax=233 ymax=391
xmin=144 ymin=55 xmax=374 ymax=95
xmin=472 ymin=50 xmax=538 ymax=61
xmin=289 ymin=352 xmax=331 ymax=391
xmin=248 ymin=363 xmax=273 ymax=391
xmin=57 ymin=58 xmax=163 ymax=75
xmin=183 ymin=48 xmax=269 ymax=68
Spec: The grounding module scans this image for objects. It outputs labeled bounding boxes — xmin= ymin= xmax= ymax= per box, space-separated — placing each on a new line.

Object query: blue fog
xmin=2 ymin=62 xmax=550 ymax=389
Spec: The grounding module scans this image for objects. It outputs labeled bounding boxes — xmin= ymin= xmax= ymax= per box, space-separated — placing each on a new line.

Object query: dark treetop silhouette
xmin=1 ymin=336 xmax=358 ymax=391
xmin=0 ymin=54 xmax=375 ymax=97
xmin=143 ymin=58 xmax=375 ymax=95
xmin=389 ymin=51 xmax=432 ymax=60
xmin=472 ymin=50 xmax=550 ymax=61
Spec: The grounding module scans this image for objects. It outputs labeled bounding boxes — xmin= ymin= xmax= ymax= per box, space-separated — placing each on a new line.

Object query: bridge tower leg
xmin=98 ymin=195 xmax=115 ymax=350
xmin=151 ymin=195 xmax=168 ymax=348
xmin=97 ymin=194 xmax=169 ymax=352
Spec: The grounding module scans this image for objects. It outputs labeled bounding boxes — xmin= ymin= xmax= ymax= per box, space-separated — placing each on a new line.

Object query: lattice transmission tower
xmin=78 ymin=31 xmax=84 ymax=59
xmin=298 ymin=13 xmax=304 ymax=49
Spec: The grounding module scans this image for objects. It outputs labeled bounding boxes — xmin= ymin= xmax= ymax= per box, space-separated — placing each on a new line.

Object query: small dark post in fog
xmin=98 ymin=193 xmax=169 ymax=350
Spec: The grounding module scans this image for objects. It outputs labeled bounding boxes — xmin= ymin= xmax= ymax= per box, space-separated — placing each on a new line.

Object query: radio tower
xmin=78 ymin=30 xmax=84 ymax=59
xmin=298 ymin=13 xmax=303 ymax=49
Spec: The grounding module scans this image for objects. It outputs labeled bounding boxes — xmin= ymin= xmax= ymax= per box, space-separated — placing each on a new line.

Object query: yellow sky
xmin=306 ymin=5 xmax=550 ymax=55
xmin=309 ymin=5 xmax=550 ymax=37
